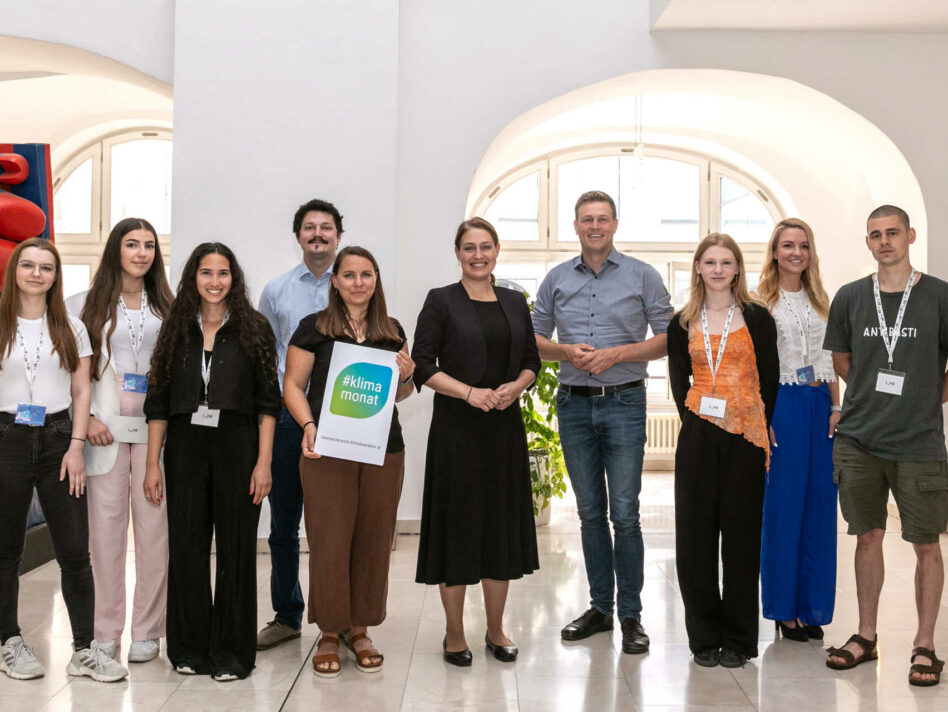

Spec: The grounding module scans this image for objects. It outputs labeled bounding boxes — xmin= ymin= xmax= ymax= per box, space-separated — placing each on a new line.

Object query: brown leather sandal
xmin=312 ymin=633 xmax=341 ymax=678
xmin=343 ymin=631 xmax=384 ymax=673
xmin=909 ymin=646 xmax=944 ymax=687
xmin=826 ymin=633 xmax=878 ymax=670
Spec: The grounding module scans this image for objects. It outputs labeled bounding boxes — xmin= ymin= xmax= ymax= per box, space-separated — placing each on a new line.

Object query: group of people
xmin=0 ymin=190 xmax=945 ymax=689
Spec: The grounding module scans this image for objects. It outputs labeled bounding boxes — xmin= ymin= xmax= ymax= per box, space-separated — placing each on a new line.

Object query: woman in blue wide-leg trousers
xmin=760 ymin=382 xmax=837 ymax=627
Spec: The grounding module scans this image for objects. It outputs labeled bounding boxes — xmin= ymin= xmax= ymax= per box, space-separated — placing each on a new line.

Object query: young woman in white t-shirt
xmin=67 ymin=218 xmax=174 ymax=664
xmin=0 ymin=238 xmax=127 ymax=683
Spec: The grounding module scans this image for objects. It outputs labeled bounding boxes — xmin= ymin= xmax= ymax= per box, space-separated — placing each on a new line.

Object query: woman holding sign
xmin=283 ymin=245 xmax=413 ymax=678
xmin=667 ymin=233 xmax=778 ymax=669
xmin=66 ymin=218 xmax=174 ymax=663
xmin=754 ymin=219 xmax=839 ymax=642
xmin=412 ymin=217 xmax=540 ymax=666
xmin=0 ymin=239 xmax=128 ymax=682
xmin=143 ymin=243 xmax=280 ymax=681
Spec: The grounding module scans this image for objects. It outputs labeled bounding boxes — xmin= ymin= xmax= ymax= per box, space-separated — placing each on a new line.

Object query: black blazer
xmin=412 ymin=282 xmax=541 ymax=390
xmin=144 ymin=314 xmax=282 ymax=422
xmin=666 ymin=301 xmax=779 ymax=426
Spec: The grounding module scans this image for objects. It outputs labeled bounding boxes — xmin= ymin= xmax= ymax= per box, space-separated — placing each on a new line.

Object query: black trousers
xmin=0 ymin=411 xmax=94 ymax=650
xmin=164 ymin=412 xmax=261 ymax=678
xmin=674 ymin=413 xmax=766 ymax=657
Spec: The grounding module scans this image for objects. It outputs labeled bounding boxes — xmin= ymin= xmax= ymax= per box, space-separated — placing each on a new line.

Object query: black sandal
xmin=825 ymin=633 xmax=878 ymax=670
xmin=909 ymin=646 xmax=944 ymax=687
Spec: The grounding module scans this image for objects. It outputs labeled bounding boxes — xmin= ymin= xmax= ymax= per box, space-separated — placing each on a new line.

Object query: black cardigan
xmin=411 ymin=282 xmax=541 ymax=390
xmin=144 ymin=315 xmax=282 ymax=422
xmin=666 ymin=301 xmax=779 ymax=426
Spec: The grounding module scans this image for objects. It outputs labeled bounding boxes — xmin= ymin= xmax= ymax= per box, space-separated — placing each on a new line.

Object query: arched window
xmin=471 ymin=145 xmax=783 ymax=407
xmin=52 ymin=129 xmax=172 ymax=297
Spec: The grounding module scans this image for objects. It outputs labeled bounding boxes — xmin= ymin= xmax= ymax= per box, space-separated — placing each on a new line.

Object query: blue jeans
xmin=556 ymin=386 xmax=647 ymax=620
xmin=266 ymin=407 xmax=305 ymax=629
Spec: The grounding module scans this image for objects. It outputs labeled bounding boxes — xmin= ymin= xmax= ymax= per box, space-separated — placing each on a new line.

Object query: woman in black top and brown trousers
xmin=412 ymin=218 xmax=540 ymax=665
xmin=143 ymin=243 xmax=281 ymax=681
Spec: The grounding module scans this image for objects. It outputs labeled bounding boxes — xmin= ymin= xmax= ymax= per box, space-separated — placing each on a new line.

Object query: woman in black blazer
xmin=412 ymin=217 xmax=540 ymax=666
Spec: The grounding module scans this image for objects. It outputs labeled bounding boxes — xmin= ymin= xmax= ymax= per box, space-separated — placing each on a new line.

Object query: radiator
xmin=645 ymin=412 xmax=681 ymax=456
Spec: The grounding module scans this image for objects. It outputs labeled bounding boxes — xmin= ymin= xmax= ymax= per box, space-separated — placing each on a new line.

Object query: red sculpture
xmin=0 ymin=143 xmax=54 ymax=284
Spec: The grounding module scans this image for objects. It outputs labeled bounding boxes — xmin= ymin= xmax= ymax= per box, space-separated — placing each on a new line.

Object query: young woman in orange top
xmin=667 ymin=233 xmax=779 ymax=669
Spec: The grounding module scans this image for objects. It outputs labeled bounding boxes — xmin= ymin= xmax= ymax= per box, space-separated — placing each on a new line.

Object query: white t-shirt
xmin=110 ymin=304 xmax=161 ymax=376
xmin=0 ymin=314 xmax=93 ymax=413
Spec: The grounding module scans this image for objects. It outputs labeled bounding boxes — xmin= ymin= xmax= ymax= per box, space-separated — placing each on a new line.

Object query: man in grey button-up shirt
xmin=533 ymin=191 xmax=673 ymax=654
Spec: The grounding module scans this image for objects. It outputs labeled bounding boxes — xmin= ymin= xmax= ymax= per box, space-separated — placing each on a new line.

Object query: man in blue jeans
xmin=256 ymin=198 xmax=342 ymax=649
xmin=533 ymin=190 xmax=673 ymax=654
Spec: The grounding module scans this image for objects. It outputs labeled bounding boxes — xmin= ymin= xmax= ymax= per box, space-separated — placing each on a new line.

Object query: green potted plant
xmin=521 ymin=358 xmax=567 ymax=525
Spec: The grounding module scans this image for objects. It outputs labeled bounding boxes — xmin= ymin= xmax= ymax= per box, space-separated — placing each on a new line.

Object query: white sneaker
xmin=175 ymin=664 xmax=196 ymax=675
xmin=67 ymin=640 xmax=129 ymax=682
xmin=97 ymin=639 xmax=119 ymax=658
xmin=213 ymin=672 xmax=239 ymax=682
xmin=0 ymin=636 xmax=45 ymax=680
xmin=128 ymin=639 xmax=159 ymax=663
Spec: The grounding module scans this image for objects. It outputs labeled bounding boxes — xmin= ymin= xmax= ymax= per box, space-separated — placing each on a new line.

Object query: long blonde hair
xmin=757 ymin=218 xmax=830 ymax=320
xmin=678 ymin=233 xmax=755 ymax=329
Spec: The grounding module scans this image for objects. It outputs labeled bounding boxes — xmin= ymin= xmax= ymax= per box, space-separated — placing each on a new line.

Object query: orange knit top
xmin=685 ymin=326 xmax=770 ymax=467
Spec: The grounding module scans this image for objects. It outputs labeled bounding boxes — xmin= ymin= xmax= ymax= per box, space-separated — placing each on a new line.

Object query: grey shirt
xmin=532 ymin=248 xmax=673 ymax=386
xmin=823 ymin=273 xmax=948 ymax=461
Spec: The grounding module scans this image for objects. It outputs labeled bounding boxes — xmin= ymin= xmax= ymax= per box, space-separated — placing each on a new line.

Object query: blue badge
xmin=796 ymin=365 xmax=815 ymax=385
xmin=122 ymin=373 xmax=148 ymax=393
xmin=15 ymin=402 xmax=47 ymax=426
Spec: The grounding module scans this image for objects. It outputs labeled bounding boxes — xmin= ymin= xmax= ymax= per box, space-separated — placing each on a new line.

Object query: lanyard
xmin=780 ymin=290 xmax=812 ymax=364
xmin=118 ymin=291 xmax=148 ymax=372
xmin=201 ymin=350 xmax=212 ymax=400
xmin=871 ymin=269 xmax=916 ymax=369
xmin=16 ymin=313 xmax=46 ymax=402
xmin=701 ymin=301 xmax=735 ymax=394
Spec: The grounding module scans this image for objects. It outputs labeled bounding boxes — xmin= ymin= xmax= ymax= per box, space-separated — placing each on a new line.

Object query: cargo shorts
xmin=833 ymin=435 xmax=948 ymax=544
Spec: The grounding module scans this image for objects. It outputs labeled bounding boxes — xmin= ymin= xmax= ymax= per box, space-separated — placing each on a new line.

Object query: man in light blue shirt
xmin=533 ymin=190 xmax=673 ymax=654
xmin=255 ymin=199 xmax=342 ymax=649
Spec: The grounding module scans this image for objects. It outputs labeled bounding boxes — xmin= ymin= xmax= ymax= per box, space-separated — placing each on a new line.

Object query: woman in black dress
xmin=412 ymin=217 xmax=540 ymax=665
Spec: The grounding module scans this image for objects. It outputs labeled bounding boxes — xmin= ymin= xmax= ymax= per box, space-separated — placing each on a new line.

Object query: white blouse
xmin=109 ymin=303 xmax=161 ymax=376
xmin=0 ymin=314 xmax=93 ymax=413
xmin=773 ymin=289 xmax=835 ymax=385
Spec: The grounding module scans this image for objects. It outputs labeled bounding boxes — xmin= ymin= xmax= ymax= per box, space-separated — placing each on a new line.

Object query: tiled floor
xmin=6 ymin=474 xmax=948 ymax=710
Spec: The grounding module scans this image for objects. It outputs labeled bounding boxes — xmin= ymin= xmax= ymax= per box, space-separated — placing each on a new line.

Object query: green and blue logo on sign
xmin=330 ymin=362 xmax=392 ymax=419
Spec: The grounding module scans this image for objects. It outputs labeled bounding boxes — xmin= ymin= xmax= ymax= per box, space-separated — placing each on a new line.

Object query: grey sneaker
xmin=67 ymin=641 xmax=129 ymax=682
xmin=256 ymin=621 xmax=301 ymax=650
xmin=0 ymin=636 xmax=45 ymax=680
xmin=128 ymin=639 xmax=159 ymax=663
xmin=97 ymin=639 xmax=118 ymax=659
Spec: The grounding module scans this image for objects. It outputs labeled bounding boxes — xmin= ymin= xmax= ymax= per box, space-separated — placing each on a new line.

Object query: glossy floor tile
xmin=7 ymin=473 xmax=948 ymax=710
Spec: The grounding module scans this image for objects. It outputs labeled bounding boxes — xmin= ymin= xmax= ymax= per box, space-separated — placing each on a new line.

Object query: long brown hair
xmin=756 ymin=218 xmax=830 ymax=320
xmin=0 ymin=238 xmax=80 ymax=371
xmin=149 ymin=242 xmax=277 ymax=390
xmin=678 ymin=233 xmax=755 ymax=330
xmin=315 ymin=246 xmax=400 ymax=343
xmin=80 ymin=218 xmax=174 ymax=379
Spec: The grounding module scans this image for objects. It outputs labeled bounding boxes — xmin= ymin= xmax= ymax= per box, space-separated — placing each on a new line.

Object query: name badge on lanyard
xmin=15 ymin=314 xmax=47 ymax=426
xmin=698 ymin=301 xmax=735 ymax=418
xmin=782 ymin=291 xmax=817 ymax=385
xmin=119 ymin=294 xmax=149 ymax=393
xmin=871 ymin=270 xmax=915 ymax=397
xmin=191 ymin=349 xmax=221 ymax=427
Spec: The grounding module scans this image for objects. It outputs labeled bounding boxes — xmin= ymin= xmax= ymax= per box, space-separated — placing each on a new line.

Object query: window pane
xmin=61 ymin=264 xmax=91 ymax=298
xmin=110 ymin=140 xmax=172 ymax=233
xmin=484 ymin=173 xmax=539 ymax=242
xmin=558 ymin=156 xmax=699 ymax=242
xmin=493 ymin=262 xmax=546 ymax=299
xmin=53 ymin=159 xmax=92 ymax=234
xmin=719 ymin=176 xmax=773 ymax=243
xmin=673 ymin=266 xmax=692 ymax=307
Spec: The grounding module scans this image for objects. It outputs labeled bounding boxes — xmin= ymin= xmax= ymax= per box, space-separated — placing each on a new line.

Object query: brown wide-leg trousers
xmin=300 ymin=450 xmax=405 ymax=632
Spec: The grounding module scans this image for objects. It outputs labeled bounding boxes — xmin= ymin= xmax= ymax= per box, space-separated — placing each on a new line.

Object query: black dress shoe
xmin=803 ymin=624 xmax=824 ymax=640
xmin=694 ymin=648 xmax=720 ymax=667
xmin=561 ymin=608 xmax=613 ymax=641
xmin=620 ymin=618 xmax=650 ymax=654
xmin=775 ymin=620 xmax=808 ymax=642
xmin=484 ymin=633 xmax=518 ymax=662
xmin=719 ymin=649 xmax=749 ymax=668
xmin=442 ymin=637 xmax=472 ymax=667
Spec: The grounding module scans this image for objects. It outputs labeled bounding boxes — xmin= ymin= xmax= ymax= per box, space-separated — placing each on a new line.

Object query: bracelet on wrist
xmin=71 ymin=437 xmax=85 ymax=442
xmin=830 ymin=405 xmax=842 ymax=412
xmin=302 ymin=420 xmax=316 ymax=430
xmin=465 ymin=386 xmax=473 ymax=402
xmin=399 ymin=374 xmax=414 ymax=386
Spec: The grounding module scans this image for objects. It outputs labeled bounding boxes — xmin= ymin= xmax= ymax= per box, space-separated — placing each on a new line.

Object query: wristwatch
xmin=830 ymin=405 xmax=842 ymax=412
xmin=399 ymin=374 xmax=414 ymax=386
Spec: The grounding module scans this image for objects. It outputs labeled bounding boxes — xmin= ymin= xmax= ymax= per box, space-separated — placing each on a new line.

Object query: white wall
xmin=5 ymin=0 xmax=948 ymax=521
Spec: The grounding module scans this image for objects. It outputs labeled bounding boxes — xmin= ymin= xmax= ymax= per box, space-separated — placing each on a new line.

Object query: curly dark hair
xmin=149 ymin=242 xmax=277 ymax=390
xmin=292 ymin=198 xmax=344 ymax=237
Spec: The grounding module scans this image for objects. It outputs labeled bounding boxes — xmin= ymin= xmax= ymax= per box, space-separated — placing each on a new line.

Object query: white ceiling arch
xmin=467 ymin=68 xmax=927 ymax=288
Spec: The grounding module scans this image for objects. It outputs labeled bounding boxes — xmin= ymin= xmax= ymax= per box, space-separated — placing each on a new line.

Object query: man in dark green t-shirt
xmin=823 ymin=205 xmax=948 ymax=686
